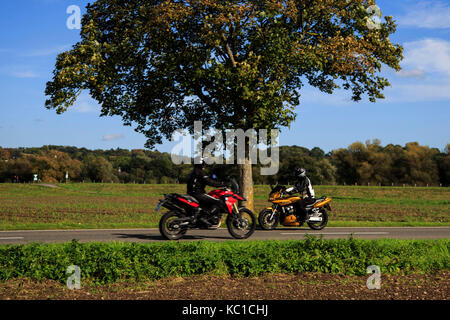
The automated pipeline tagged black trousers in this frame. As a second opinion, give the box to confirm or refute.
[296,197,315,218]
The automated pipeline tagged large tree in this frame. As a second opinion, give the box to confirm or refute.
[45,0,402,210]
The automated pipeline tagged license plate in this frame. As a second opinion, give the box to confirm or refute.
[155,201,163,212]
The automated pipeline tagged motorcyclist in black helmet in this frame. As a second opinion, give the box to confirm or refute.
[285,168,316,218]
[187,158,228,225]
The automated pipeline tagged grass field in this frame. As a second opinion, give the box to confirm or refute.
[0,183,448,230]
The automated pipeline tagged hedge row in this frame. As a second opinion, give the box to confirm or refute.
[0,237,448,285]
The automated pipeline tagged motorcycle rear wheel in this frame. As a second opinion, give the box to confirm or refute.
[307,208,328,230]
[226,207,256,239]
[159,210,188,240]
[258,208,279,230]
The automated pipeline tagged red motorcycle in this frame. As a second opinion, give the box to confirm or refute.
[156,179,256,240]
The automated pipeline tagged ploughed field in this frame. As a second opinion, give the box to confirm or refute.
[0,183,448,230]
[1,271,448,300]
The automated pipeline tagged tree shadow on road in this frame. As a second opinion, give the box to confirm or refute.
[112,233,233,241]
[256,227,311,231]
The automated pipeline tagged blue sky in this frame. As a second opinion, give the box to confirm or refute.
[0,0,449,153]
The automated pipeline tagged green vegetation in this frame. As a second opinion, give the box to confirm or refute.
[0,238,448,285]
[1,142,449,187]
[0,183,448,230]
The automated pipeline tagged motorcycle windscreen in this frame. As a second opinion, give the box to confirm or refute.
[229,178,240,194]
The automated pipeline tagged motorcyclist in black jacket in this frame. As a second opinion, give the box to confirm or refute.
[285,168,316,218]
[187,158,228,225]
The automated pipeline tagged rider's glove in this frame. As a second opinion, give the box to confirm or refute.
[285,187,295,195]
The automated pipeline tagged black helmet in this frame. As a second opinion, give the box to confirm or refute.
[295,167,306,178]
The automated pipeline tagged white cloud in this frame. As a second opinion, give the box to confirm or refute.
[0,45,71,58]
[388,38,450,102]
[401,38,450,76]
[71,93,101,113]
[0,64,40,78]
[73,101,99,113]
[22,45,72,57]
[103,134,124,141]
[383,81,450,103]
[396,69,425,79]
[11,71,39,78]
[399,1,450,29]
[298,85,355,108]
[298,76,450,107]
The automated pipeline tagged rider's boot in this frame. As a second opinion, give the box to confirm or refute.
[191,208,201,224]
[207,206,221,229]
[196,208,211,226]
[199,216,210,226]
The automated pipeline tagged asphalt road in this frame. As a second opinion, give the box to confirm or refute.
[0,227,449,244]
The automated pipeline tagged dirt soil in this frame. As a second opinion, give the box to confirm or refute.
[0,271,448,300]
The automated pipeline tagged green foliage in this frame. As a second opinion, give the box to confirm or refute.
[0,146,186,184]
[331,140,445,186]
[0,238,448,285]
[45,0,402,149]
[1,141,449,185]
[82,155,117,183]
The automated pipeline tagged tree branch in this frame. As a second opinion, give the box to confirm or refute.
[222,33,237,68]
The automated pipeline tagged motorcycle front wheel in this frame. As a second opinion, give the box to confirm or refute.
[159,210,188,240]
[226,207,256,239]
[258,208,279,230]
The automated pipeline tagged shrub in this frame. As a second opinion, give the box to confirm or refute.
[0,238,448,285]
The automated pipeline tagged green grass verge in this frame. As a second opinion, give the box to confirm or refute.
[1,183,448,230]
[0,238,448,285]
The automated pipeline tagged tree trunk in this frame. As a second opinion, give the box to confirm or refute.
[238,157,254,212]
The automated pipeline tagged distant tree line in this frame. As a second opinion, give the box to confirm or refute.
[0,140,448,186]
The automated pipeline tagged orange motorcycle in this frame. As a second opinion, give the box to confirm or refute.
[258,185,332,230]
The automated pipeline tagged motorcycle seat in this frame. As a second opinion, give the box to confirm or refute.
[305,197,326,208]
[181,195,200,203]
